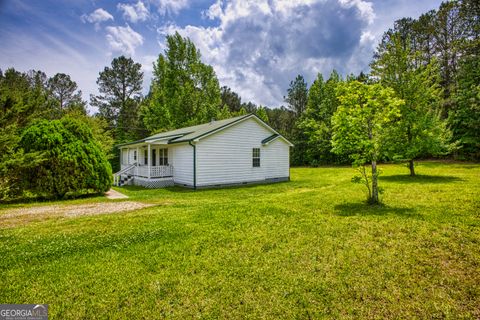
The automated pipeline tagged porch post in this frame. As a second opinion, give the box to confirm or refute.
[136,147,139,164]
[148,143,151,179]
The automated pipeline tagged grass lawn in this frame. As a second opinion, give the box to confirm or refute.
[0,162,479,319]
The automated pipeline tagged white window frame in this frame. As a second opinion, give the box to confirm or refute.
[159,148,169,166]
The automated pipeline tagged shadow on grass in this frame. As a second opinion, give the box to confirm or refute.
[334,202,422,219]
[381,174,463,184]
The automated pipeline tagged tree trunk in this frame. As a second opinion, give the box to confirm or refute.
[371,160,379,204]
[409,160,415,176]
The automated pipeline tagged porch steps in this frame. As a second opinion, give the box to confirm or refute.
[118,175,133,187]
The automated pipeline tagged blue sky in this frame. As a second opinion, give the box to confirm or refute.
[0,0,443,110]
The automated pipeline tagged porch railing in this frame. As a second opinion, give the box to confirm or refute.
[134,165,173,178]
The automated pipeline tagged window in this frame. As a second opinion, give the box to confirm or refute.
[144,150,148,165]
[252,148,260,167]
[133,150,137,162]
[152,149,156,166]
[159,148,168,166]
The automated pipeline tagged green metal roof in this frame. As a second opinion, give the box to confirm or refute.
[117,113,294,148]
[117,114,251,147]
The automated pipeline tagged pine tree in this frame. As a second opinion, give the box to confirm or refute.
[91,56,144,142]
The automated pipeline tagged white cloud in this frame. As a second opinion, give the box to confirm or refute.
[81,8,114,29]
[106,25,144,56]
[203,0,222,20]
[149,0,189,16]
[118,1,150,23]
[157,0,376,106]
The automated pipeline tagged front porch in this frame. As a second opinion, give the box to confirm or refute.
[113,142,174,188]
[120,164,173,178]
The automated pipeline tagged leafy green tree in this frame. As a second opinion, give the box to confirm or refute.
[236,106,248,116]
[255,106,269,122]
[332,81,403,204]
[216,104,232,120]
[142,32,222,132]
[91,56,144,142]
[299,71,344,165]
[19,117,111,199]
[0,68,55,199]
[371,33,454,175]
[450,56,480,159]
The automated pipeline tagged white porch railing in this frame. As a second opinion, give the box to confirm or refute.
[133,165,173,178]
[114,164,173,186]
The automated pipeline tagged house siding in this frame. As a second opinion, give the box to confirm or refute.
[196,117,288,187]
[264,138,290,179]
[170,143,194,186]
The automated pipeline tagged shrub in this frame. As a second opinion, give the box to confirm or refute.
[19,117,112,198]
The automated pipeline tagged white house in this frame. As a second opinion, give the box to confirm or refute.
[113,114,293,189]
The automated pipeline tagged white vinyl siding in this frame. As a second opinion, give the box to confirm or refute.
[170,144,194,186]
[264,138,290,179]
[196,117,273,186]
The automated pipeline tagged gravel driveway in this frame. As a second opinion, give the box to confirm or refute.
[0,201,155,228]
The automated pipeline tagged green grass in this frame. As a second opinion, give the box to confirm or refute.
[0,162,479,319]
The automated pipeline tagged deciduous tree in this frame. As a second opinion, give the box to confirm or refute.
[371,33,454,175]
[332,81,403,204]
[142,32,222,132]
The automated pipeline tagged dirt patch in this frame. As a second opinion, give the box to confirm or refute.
[0,201,155,228]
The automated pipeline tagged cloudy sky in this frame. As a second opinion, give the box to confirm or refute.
[0,0,442,110]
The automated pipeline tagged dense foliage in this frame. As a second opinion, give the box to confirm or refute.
[141,32,223,132]
[0,68,112,201]
[371,34,454,175]
[19,118,111,199]
[299,71,344,165]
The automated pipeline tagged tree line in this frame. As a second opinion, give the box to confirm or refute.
[0,0,478,202]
